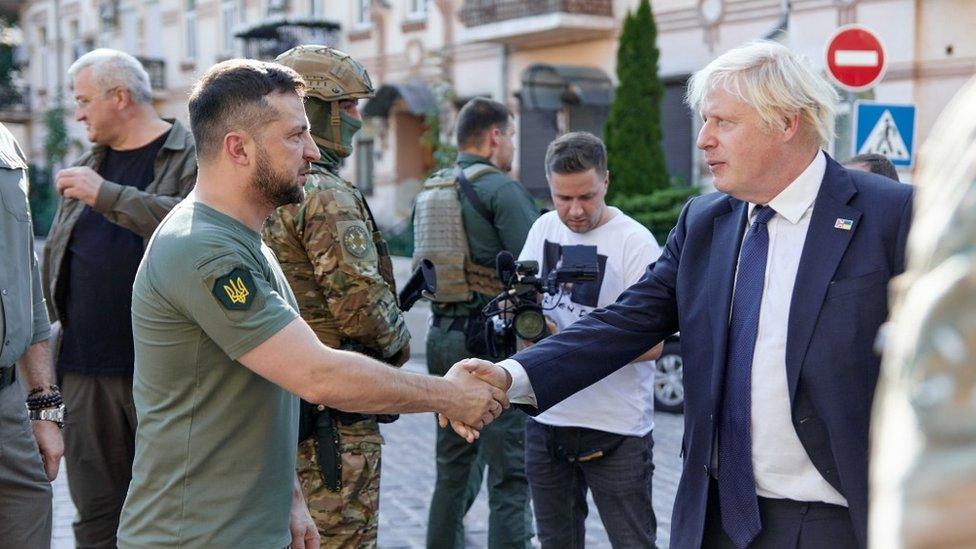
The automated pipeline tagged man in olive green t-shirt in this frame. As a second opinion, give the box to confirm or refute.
[118,59,508,549]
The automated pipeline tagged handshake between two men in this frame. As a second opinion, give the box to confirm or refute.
[437,359,514,443]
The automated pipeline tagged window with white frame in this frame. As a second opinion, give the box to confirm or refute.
[356,0,371,27]
[186,0,198,59]
[222,0,238,53]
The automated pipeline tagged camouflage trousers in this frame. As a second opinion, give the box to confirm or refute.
[297,420,384,549]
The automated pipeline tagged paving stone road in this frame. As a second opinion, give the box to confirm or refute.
[51,257,685,548]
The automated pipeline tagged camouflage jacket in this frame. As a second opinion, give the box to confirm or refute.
[264,165,409,361]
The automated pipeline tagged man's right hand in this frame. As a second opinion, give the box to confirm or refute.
[440,361,510,442]
[439,359,513,441]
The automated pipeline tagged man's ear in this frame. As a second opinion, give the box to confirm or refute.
[111,87,131,110]
[488,126,503,149]
[603,170,610,191]
[781,111,802,142]
[224,131,250,166]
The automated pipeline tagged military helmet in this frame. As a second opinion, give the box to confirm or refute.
[276,45,375,102]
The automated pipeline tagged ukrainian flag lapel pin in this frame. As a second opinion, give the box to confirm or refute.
[834,218,854,230]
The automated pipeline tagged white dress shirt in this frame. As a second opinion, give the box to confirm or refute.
[502,150,847,506]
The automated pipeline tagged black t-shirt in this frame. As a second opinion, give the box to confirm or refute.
[58,130,169,376]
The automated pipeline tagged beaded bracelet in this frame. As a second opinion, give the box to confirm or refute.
[26,392,64,411]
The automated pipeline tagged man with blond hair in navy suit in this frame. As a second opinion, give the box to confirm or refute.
[448,41,913,549]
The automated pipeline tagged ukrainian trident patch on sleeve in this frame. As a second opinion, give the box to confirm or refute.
[212,267,256,310]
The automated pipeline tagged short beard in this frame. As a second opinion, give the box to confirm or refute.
[252,145,305,208]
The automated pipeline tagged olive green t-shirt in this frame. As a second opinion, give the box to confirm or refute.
[118,199,300,548]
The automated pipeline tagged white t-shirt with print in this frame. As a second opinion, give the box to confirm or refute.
[518,207,662,436]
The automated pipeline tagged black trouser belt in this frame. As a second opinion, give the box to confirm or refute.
[0,366,15,390]
[431,315,467,332]
[757,494,849,516]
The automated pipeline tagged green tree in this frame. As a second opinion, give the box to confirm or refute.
[44,106,70,167]
[604,0,667,200]
[421,81,458,176]
[30,107,71,236]
[0,14,20,109]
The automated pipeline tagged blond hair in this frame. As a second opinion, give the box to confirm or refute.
[686,41,839,147]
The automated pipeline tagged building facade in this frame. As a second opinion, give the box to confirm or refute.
[5,0,976,227]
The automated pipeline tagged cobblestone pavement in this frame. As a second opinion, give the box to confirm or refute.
[50,257,685,548]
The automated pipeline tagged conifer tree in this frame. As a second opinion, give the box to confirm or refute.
[604,0,668,199]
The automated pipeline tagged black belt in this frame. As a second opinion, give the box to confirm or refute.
[432,315,467,332]
[757,495,849,517]
[0,366,15,391]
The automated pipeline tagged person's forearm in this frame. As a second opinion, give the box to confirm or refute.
[17,340,54,392]
[305,347,452,415]
[95,182,182,238]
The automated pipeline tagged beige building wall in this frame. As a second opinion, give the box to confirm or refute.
[9,0,976,201]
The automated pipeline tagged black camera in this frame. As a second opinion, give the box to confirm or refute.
[481,246,600,357]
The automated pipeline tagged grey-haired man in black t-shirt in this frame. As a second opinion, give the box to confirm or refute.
[41,48,197,548]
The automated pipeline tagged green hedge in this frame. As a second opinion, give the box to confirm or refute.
[612,186,700,239]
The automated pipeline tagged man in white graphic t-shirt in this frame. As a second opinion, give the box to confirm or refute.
[519,131,664,548]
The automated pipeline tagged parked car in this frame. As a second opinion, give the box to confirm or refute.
[654,335,684,414]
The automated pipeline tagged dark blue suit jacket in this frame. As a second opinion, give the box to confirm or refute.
[512,156,913,548]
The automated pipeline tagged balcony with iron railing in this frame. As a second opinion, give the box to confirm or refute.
[457,0,615,47]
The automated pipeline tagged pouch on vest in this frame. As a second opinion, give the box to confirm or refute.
[412,164,504,303]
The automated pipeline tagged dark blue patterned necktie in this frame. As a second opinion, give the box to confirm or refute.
[719,204,776,548]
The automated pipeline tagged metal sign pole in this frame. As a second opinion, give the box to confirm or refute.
[847,89,857,159]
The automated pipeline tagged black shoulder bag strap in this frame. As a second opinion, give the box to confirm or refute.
[454,165,495,225]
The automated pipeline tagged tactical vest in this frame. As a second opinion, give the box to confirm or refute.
[412,164,503,302]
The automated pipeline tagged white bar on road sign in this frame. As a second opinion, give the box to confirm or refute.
[835,50,879,67]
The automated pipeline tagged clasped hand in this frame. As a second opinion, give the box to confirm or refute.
[440,359,513,442]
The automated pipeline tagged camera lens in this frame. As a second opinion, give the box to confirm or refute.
[514,309,547,341]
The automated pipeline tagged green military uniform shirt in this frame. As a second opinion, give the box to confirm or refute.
[0,123,50,367]
[432,153,540,318]
[264,165,408,358]
[119,199,300,548]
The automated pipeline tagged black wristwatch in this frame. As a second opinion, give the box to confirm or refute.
[27,404,66,429]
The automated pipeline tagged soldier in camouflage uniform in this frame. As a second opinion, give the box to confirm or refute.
[263,45,410,548]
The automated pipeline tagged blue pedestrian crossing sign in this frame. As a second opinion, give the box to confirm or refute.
[853,102,916,167]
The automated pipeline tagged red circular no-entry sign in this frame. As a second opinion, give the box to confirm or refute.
[825,25,887,92]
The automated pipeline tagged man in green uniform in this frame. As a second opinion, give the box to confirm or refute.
[425,97,539,549]
[117,59,508,549]
[264,45,410,547]
[0,122,63,548]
